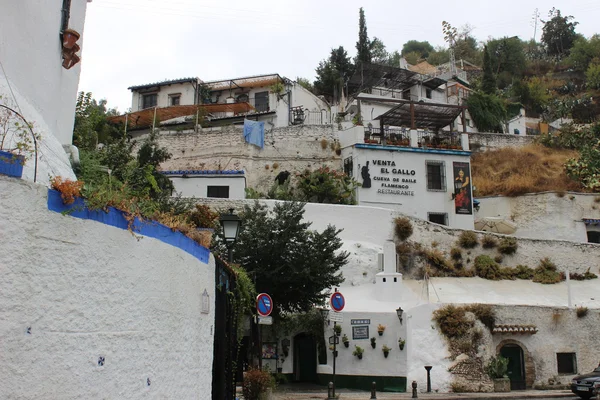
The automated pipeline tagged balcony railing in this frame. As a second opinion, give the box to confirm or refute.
[290,107,331,126]
[364,127,410,147]
[417,130,462,149]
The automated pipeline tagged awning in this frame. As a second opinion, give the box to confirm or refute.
[348,63,419,93]
[375,100,464,130]
[474,217,517,234]
[492,325,538,334]
[108,103,255,130]
[583,218,600,225]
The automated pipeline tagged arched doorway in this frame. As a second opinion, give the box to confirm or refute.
[500,343,526,390]
[293,333,317,382]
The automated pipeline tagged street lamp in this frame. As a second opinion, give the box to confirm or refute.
[219,208,242,262]
[396,307,404,325]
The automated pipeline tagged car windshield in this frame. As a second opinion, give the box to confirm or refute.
[595,367,600,373]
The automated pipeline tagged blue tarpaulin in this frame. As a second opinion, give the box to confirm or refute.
[243,119,264,149]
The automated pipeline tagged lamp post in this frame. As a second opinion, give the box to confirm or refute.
[219,208,242,262]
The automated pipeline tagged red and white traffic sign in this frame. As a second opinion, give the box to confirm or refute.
[256,293,273,317]
[330,291,345,312]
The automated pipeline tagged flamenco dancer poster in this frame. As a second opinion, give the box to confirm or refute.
[453,162,473,215]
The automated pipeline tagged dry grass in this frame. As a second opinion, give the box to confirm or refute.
[471,144,583,196]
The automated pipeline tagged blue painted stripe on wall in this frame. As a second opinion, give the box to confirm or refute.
[47,189,210,264]
[355,143,471,156]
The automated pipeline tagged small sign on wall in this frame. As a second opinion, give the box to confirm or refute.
[201,289,210,314]
[352,325,369,340]
[351,319,371,325]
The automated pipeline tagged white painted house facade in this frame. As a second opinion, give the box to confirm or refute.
[0,0,92,185]
[162,169,246,199]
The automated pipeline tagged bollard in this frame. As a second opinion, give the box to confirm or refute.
[328,382,335,400]
[370,381,377,399]
[411,380,418,398]
[424,366,433,393]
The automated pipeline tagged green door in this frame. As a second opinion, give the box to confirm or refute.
[500,345,525,390]
[294,334,317,382]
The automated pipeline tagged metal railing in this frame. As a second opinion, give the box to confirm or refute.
[417,130,462,149]
[364,127,410,146]
[289,108,331,125]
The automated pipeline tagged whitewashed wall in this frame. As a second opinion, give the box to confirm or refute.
[0,177,215,399]
[477,192,600,242]
[346,146,475,230]
[168,174,246,199]
[131,81,198,112]
[0,0,90,185]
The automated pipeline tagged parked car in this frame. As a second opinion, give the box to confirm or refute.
[572,366,600,399]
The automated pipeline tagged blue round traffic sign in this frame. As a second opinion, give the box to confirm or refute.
[256,293,273,317]
[330,292,345,312]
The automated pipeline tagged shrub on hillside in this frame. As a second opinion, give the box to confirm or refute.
[433,305,473,339]
[458,231,479,249]
[422,249,455,275]
[513,265,534,280]
[465,304,496,331]
[242,369,275,400]
[569,268,598,280]
[498,237,518,255]
[482,235,498,249]
[532,258,563,284]
[394,217,413,241]
[450,247,463,260]
[474,255,503,280]
[187,204,219,229]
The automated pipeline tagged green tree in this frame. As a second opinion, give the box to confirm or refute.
[73,92,122,150]
[427,47,450,65]
[403,51,422,65]
[224,201,348,315]
[355,7,371,65]
[568,35,600,71]
[541,8,579,59]
[481,45,497,94]
[466,92,507,133]
[486,36,526,88]
[295,77,315,93]
[512,77,550,116]
[401,40,434,59]
[314,46,354,101]
[370,37,389,64]
[586,62,600,89]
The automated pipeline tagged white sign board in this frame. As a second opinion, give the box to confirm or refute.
[329,312,343,323]
[258,316,273,325]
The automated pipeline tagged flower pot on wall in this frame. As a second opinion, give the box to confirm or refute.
[399,343,405,351]
[0,150,24,178]
[343,342,349,348]
[383,351,389,358]
[62,29,80,49]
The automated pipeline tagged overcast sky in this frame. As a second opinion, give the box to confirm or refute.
[78,0,600,112]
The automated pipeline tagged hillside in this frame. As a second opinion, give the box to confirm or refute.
[471,144,584,197]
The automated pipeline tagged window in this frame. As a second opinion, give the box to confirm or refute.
[557,353,577,374]
[587,231,600,243]
[142,93,157,109]
[428,212,448,226]
[169,94,181,106]
[254,91,269,113]
[207,186,230,198]
[426,88,432,99]
[343,157,353,177]
[426,160,446,191]
[402,89,411,100]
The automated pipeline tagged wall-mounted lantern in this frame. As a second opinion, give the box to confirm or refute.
[396,306,404,325]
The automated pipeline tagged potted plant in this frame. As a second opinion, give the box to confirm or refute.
[486,355,510,392]
[62,28,80,49]
[377,324,386,336]
[0,99,37,179]
[333,324,342,337]
[382,345,391,358]
[352,345,364,360]
[342,334,349,348]
[398,338,405,351]
[329,345,338,358]
[242,368,275,400]
[352,113,363,126]
[370,337,377,349]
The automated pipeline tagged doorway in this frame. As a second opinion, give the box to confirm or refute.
[500,344,526,390]
[293,333,317,382]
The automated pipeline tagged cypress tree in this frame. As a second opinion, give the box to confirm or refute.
[356,7,371,65]
[482,45,497,94]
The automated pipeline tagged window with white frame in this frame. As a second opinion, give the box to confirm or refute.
[169,94,181,106]
[426,160,446,191]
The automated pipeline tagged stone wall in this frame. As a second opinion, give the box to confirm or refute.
[138,124,340,193]
[469,132,536,152]
[0,177,215,399]
[493,305,600,387]
[477,192,600,242]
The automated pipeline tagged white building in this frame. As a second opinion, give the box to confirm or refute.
[122,74,330,130]
[162,169,246,199]
[0,0,92,185]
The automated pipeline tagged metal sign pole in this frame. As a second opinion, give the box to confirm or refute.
[333,322,337,398]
